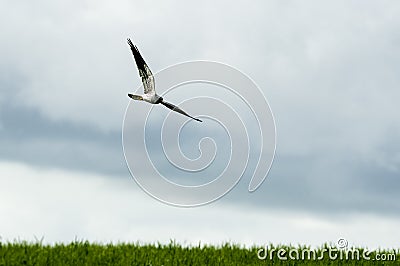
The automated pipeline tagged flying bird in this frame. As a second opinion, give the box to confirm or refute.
[126,38,202,122]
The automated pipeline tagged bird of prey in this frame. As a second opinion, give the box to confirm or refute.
[126,38,202,122]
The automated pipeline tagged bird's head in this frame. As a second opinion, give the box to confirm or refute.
[128,94,143,101]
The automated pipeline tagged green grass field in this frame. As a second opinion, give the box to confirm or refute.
[0,241,398,265]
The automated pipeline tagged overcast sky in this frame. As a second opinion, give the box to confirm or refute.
[1,0,399,248]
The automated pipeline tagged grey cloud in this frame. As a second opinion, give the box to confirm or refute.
[223,150,400,217]
[0,100,126,176]
[0,0,399,218]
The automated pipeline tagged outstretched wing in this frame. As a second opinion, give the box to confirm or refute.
[161,101,202,122]
[127,38,155,94]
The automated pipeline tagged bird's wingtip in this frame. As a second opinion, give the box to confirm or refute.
[127,38,133,46]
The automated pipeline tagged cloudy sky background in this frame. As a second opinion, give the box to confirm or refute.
[1,0,399,248]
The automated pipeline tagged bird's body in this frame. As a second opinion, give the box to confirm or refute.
[126,38,202,122]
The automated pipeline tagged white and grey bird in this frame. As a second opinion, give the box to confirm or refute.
[126,38,202,122]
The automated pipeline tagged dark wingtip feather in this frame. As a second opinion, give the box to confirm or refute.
[127,38,143,61]
[127,38,134,48]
